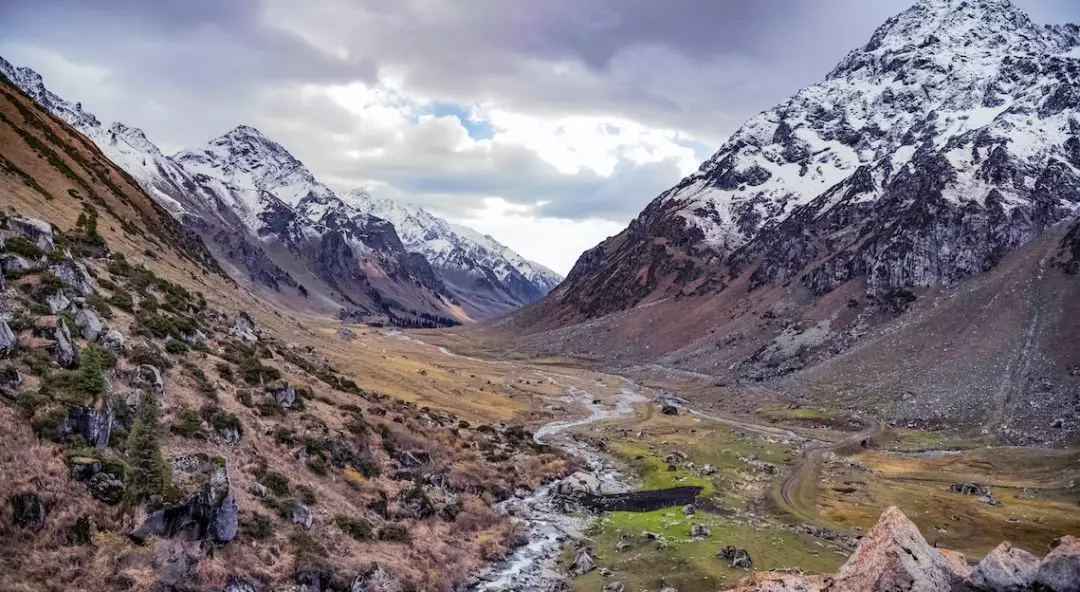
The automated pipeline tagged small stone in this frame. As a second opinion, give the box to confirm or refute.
[602,582,624,592]
[718,546,753,570]
[683,504,696,515]
[571,547,597,577]
[691,524,710,538]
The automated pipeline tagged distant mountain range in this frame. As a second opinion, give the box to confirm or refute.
[500,0,1080,445]
[0,58,561,325]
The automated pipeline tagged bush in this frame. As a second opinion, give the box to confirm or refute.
[171,408,204,439]
[290,531,328,566]
[296,485,317,506]
[124,392,171,506]
[128,343,170,369]
[335,515,373,541]
[109,288,134,313]
[39,271,63,293]
[245,513,273,540]
[209,411,242,436]
[306,456,327,476]
[258,471,290,497]
[236,389,253,407]
[216,362,235,383]
[240,356,281,385]
[377,523,410,543]
[5,236,44,259]
[165,340,188,355]
[86,294,114,320]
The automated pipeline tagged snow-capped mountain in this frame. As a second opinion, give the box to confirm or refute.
[548,0,1080,321]
[342,189,562,315]
[0,55,559,323]
[502,0,1080,444]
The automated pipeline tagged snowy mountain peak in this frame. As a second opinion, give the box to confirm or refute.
[107,122,162,157]
[175,125,333,207]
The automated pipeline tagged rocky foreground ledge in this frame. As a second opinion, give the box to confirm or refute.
[725,507,1080,592]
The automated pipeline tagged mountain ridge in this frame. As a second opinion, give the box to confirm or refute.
[494,0,1080,445]
[0,56,560,323]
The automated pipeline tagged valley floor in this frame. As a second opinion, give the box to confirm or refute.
[389,329,1080,591]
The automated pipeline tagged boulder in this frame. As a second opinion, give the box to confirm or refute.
[0,364,21,391]
[950,483,991,497]
[133,364,164,394]
[970,541,1038,591]
[293,502,313,529]
[268,379,296,408]
[35,317,76,368]
[87,472,125,505]
[0,319,15,355]
[74,308,105,341]
[225,577,258,592]
[683,504,696,515]
[10,492,46,532]
[603,583,625,592]
[152,539,202,588]
[700,464,718,475]
[571,547,597,577]
[691,524,711,538]
[719,546,753,570]
[661,404,679,416]
[65,405,114,449]
[67,456,102,481]
[229,313,258,344]
[1035,535,1080,592]
[1,254,36,272]
[49,261,94,296]
[616,535,633,552]
[350,566,404,592]
[9,216,53,242]
[829,506,964,592]
[45,291,71,314]
[723,572,826,592]
[130,455,237,543]
[556,471,602,497]
[99,329,126,355]
[337,326,358,341]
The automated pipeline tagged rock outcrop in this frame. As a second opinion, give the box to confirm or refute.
[724,506,1080,592]
[130,454,238,543]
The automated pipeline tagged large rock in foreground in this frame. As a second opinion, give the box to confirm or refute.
[828,506,965,591]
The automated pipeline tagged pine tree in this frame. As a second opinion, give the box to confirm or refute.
[124,391,170,507]
[77,344,107,399]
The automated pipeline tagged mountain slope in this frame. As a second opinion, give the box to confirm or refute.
[343,190,562,318]
[0,57,559,324]
[0,74,573,591]
[496,0,1080,444]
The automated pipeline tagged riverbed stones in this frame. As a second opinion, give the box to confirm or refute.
[571,547,597,577]
[970,541,1039,591]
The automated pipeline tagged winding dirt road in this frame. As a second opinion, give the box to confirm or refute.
[777,421,885,525]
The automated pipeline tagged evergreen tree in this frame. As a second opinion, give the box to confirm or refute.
[124,391,170,507]
[77,344,107,399]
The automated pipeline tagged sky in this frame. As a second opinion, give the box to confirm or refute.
[1,0,1076,275]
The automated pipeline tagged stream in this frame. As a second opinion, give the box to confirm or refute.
[467,382,647,591]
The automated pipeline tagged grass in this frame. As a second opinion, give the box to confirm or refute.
[572,510,845,592]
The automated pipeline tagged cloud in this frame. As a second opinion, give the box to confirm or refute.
[1,0,1076,273]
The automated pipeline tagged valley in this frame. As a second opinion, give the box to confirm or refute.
[2,0,1080,589]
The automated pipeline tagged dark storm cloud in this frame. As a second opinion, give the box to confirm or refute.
[1,0,1077,223]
